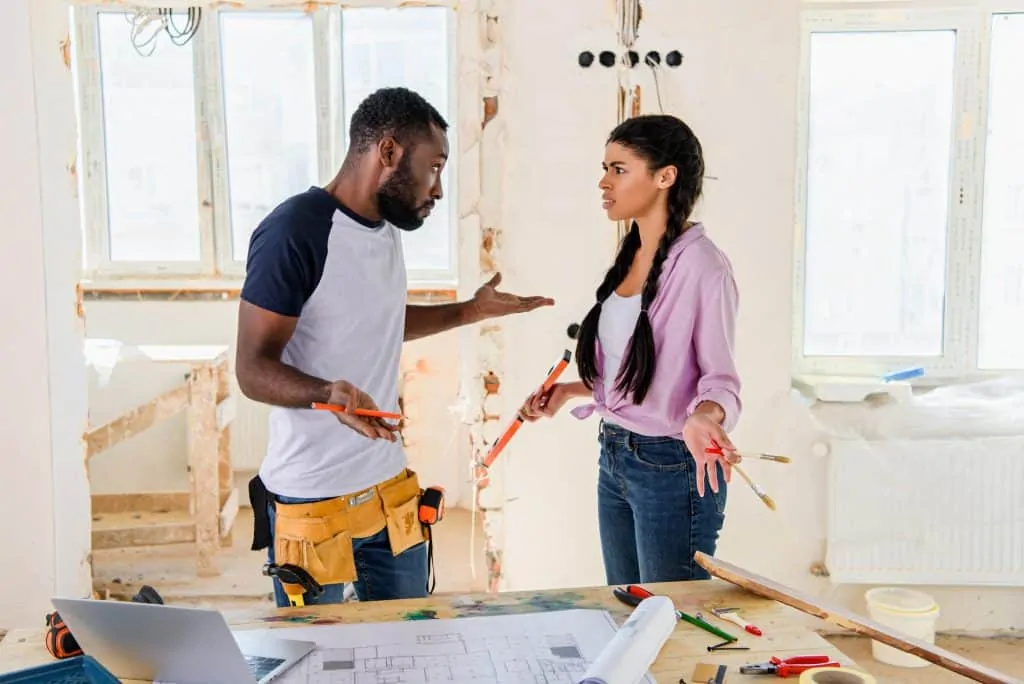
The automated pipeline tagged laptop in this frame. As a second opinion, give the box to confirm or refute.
[51,597,315,684]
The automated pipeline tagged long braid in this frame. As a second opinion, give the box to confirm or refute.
[579,113,706,404]
[576,224,641,390]
[615,185,692,402]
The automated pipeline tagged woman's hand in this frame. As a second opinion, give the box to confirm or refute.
[682,405,736,497]
[520,382,580,421]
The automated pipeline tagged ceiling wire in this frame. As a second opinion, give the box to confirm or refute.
[124,7,201,57]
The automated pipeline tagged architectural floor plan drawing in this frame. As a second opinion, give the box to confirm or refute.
[246,608,654,683]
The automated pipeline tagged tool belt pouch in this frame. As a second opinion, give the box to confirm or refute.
[273,501,358,586]
[379,469,428,556]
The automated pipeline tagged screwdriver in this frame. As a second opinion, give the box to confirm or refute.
[613,585,737,643]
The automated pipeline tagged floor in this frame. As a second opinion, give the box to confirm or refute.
[90,505,489,606]
[82,508,1024,682]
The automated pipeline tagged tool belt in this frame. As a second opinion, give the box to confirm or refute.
[249,469,428,594]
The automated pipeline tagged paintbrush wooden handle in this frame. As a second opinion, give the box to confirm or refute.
[732,463,776,511]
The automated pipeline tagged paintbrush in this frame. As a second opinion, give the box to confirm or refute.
[732,463,776,511]
[732,451,791,464]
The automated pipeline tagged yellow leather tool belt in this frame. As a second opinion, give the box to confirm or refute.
[273,468,427,589]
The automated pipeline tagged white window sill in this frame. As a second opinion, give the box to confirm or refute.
[792,374,915,404]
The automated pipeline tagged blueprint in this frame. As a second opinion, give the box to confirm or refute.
[242,608,655,683]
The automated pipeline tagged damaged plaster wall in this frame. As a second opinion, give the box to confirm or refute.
[1,0,92,628]
[456,0,507,592]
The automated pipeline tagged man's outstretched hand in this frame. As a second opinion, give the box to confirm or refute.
[471,273,554,321]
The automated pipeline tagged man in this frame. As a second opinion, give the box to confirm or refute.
[236,87,552,607]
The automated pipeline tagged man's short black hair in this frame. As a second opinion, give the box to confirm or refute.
[348,87,448,154]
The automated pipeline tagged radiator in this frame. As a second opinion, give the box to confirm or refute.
[825,436,1024,586]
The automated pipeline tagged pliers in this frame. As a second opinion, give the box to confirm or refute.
[739,655,840,678]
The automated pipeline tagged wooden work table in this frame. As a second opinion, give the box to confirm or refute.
[0,580,859,682]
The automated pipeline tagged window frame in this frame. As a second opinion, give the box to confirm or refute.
[792,5,999,380]
[73,5,459,289]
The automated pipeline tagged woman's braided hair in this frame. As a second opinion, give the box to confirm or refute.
[576,115,705,404]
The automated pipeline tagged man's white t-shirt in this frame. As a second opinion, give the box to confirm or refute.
[240,187,407,499]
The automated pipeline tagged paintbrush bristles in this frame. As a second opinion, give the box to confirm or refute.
[732,463,777,512]
[735,451,790,464]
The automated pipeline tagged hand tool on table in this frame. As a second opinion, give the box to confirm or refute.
[711,607,762,636]
[263,562,323,607]
[707,438,777,511]
[310,402,402,422]
[475,322,580,479]
[613,585,738,643]
[739,655,841,678]
[45,585,165,660]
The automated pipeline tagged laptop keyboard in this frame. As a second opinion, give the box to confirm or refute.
[245,654,286,680]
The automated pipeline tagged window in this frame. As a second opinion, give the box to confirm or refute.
[795,8,1024,377]
[978,13,1024,370]
[73,6,456,286]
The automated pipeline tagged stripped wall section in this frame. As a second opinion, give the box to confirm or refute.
[453,0,509,592]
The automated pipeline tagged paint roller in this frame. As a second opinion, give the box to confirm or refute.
[476,323,580,477]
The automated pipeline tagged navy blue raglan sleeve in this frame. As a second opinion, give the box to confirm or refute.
[240,207,329,317]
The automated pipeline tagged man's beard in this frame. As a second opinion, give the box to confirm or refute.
[377,158,432,231]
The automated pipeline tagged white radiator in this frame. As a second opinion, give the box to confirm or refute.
[825,436,1024,586]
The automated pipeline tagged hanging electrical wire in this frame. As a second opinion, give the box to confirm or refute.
[124,7,202,57]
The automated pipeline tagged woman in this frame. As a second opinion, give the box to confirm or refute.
[523,114,741,584]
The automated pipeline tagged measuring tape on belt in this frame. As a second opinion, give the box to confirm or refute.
[419,486,446,594]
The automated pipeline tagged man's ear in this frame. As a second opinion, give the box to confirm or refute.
[378,136,401,169]
[657,165,678,190]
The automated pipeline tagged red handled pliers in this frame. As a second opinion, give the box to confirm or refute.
[739,655,840,678]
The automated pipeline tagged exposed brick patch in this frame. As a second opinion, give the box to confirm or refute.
[483,96,499,128]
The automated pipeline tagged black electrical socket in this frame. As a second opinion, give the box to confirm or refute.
[665,50,683,67]
[645,50,661,66]
[578,50,595,67]
[598,50,616,67]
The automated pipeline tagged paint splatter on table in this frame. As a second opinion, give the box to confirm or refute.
[0,582,863,683]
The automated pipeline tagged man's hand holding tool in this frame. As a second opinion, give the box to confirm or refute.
[312,380,402,442]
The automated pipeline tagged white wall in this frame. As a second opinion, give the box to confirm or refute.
[1,0,91,629]
[496,0,801,590]
[492,0,1023,634]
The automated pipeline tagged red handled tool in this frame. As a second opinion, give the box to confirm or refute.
[476,324,579,477]
[739,655,841,678]
[615,585,738,643]
[711,607,763,636]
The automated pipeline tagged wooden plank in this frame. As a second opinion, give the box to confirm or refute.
[694,552,1022,684]
[215,361,234,546]
[91,492,190,515]
[219,487,239,539]
[84,383,189,460]
[0,580,857,682]
[90,511,195,549]
[216,395,236,431]
[136,344,228,364]
[187,364,220,577]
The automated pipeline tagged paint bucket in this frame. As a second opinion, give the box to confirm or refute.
[864,587,939,668]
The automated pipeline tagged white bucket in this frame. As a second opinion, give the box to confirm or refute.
[864,587,939,668]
